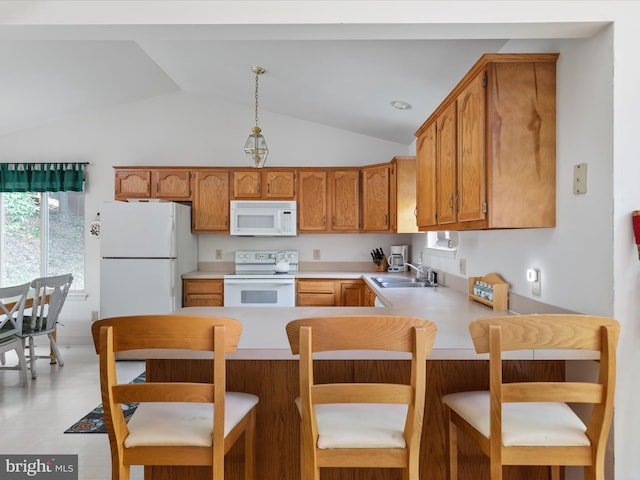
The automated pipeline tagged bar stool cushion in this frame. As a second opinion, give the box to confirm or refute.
[124,392,259,447]
[442,391,589,447]
[296,398,407,449]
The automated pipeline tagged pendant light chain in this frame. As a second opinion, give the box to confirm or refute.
[254,70,260,128]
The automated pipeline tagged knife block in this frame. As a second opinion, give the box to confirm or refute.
[374,256,388,272]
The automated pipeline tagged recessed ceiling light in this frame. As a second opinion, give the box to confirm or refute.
[390,100,412,110]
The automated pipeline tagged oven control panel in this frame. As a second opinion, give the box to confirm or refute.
[235,250,299,264]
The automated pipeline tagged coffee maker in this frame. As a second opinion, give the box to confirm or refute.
[387,245,408,272]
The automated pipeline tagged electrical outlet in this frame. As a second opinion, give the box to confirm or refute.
[91,310,98,322]
[531,270,542,296]
[215,249,222,260]
[459,258,466,275]
[313,249,321,260]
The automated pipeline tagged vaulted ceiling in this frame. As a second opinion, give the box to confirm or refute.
[0,16,606,145]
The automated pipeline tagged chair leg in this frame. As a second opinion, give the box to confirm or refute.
[16,344,28,386]
[244,409,256,480]
[445,407,458,480]
[550,465,560,480]
[48,332,64,366]
[24,337,37,379]
[50,328,58,364]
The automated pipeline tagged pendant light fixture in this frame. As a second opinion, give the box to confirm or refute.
[243,66,268,168]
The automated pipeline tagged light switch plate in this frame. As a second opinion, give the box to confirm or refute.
[573,163,588,194]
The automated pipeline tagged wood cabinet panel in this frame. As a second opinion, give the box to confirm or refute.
[392,156,419,233]
[192,170,230,232]
[337,280,364,306]
[265,170,296,199]
[231,169,296,199]
[330,170,360,232]
[232,170,261,198]
[183,279,223,307]
[114,169,151,200]
[436,102,457,226]
[363,282,377,306]
[361,164,390,232]
[148,358,562,480]
[416,126,437,228]
[296,279,335,306]
[297,170,328,232]
[456,71,486,223]
[151,169,192,200]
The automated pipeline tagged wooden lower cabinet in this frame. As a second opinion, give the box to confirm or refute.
[182,279,223,307]
[296,279,365,306]
[364,282,377,306]
[296,279,336,306]
[336,279,364,306]
[147,358,563,480]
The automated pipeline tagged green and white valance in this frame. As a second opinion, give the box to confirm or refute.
[0,163,85,192]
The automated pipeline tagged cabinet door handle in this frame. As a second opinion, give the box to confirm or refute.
[448,194,454,211]
[414,207,417,218]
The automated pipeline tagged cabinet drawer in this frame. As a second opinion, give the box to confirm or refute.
[184,279,223,294]
[184,293,223,307]
[296,293,335,307]
[296,280,335,294]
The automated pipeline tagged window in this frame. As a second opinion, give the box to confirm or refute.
[426,231,458,258]
[0,192,85,289]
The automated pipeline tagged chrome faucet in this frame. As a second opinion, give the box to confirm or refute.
[405,262,437,286]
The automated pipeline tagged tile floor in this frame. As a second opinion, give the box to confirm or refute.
[0,345,145,479]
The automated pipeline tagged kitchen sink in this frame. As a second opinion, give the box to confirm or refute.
[372,276,436,288]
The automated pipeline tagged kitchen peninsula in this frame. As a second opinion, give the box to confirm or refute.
[141,272,584,480]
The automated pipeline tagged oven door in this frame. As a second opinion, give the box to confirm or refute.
[223,277,295,307]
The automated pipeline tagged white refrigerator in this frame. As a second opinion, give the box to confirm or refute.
[99,201,197,319]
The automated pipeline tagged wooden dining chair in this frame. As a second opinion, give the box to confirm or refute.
[91,315,259,480]
[286,315,437,480]
[20,273,73,378]
[0,282,31,386]
[442,314,620,480]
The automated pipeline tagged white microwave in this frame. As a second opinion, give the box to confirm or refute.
[230,200,297,236]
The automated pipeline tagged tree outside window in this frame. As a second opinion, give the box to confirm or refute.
[0,191,84,289]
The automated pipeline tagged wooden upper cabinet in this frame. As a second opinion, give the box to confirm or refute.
[232,170,262,199]
[192,170,230,233]
[264,170,295,199]
[231,169,296,199]
[297,170,328,232]
[436,102,458,226]
[152,169,192,200]
[414,53,558,231]
[361,164,391,232]
[456,71,486,223]
[329,170,360,232]
[114,168,191,201]
[392,157,419,233]
[114,169,151,200]
[416,126,437,228]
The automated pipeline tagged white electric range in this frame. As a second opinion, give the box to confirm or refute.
[223,250,298,307]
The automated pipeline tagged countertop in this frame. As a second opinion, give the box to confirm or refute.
[177,270,593,361]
